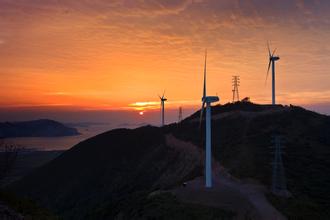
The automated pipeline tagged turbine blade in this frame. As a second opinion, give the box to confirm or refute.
[199,101,206,129]
[267,41,271,57]
[265,60,271,85]
[272,48,277,57]
[158,95,161,99]
[162,90,165,99]
[203,49,207,98]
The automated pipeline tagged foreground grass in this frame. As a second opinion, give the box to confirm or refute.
[136,192,235,220]
[86,192,235,220]
[0,190,58,220]
[267,193,330,220]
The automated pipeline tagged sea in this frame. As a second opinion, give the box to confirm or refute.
[4,123,127,151]
[1,108,195,151]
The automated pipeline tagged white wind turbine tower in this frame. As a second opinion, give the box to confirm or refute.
[159,91,167,127]
[199,50,219,188]
[266,43,280,105]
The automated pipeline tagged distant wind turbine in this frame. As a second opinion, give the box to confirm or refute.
[266,42,280,105]
[159,91,167,127]
[199,50,219,188]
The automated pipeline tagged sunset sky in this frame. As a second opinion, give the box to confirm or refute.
[1,0,330,123]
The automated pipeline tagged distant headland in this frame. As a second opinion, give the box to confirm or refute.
[0,119,80,138]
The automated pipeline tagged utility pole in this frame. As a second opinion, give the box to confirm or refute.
[270,135,289,197]
[178,106,183,123]
[232,75,240,102]
[161,101,165,126]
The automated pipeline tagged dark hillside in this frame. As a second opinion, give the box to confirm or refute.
[9,126,203,219]
[168,102,330,219]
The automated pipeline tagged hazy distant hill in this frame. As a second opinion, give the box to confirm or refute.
[0,119,79,138]
[8,102,330,219]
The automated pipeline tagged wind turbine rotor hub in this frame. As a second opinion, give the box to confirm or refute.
[204,96,219,103]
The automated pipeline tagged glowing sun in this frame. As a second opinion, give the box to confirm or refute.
[139,111,144,116]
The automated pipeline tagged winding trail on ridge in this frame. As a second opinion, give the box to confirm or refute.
[166,134,286,220]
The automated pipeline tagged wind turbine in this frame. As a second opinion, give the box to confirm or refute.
[199,50,219,188]
[266,43,280,105]
[159,91,167,127]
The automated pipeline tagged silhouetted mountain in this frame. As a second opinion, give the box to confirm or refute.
[0,119,79,138]
[8,102,330,219]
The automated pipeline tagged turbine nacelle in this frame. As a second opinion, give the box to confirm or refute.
[202,96,219,103]
[158,90,167,102]
[266,43,280,84]
[270,56,280,61]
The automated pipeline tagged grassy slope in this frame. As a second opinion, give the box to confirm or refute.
[84,192,234,220]
[9,126,204,219]
[0,190,58,219]
[167,102,330,219]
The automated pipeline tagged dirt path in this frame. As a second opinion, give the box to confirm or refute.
[167,135,286,220]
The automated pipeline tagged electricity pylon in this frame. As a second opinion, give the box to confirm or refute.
[232,75,240,102]
[270,135,289,197]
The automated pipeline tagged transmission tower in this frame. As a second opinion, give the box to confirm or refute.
[178,106,183,123]
[270,135,289,197]
[232,75,240,102]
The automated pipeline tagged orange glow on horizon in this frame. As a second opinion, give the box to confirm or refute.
[1,1,330,112]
